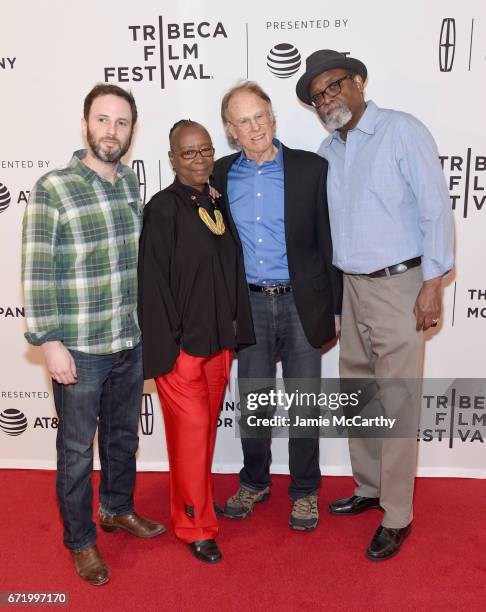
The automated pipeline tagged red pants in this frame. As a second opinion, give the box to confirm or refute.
[155,349,231,543]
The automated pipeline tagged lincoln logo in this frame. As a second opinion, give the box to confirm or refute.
[439,18,456,72]
[140,393,154,435]
[131,160,147,205]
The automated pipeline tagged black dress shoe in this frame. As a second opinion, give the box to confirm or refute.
[214,502,223,517]
[328,495,381,515]
[366,523,412,561]
[188,539,222,564]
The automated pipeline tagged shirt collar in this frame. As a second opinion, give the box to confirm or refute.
[69,149,131,183]
[233,138,283,169]
[354,100,378,135]
[174,176,210,199]
[321,100,379,148]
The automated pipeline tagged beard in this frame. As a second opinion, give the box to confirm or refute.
[87,128,132,163]
[320,101,353,132]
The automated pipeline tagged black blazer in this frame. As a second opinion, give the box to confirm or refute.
[212,144,342,348]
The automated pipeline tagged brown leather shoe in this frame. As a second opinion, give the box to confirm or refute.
[99,511,165,538]
[71,545,110,586]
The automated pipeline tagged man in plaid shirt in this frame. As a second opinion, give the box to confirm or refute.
[22,84,164,586]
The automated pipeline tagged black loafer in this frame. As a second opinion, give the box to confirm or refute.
[366,523,412,561]
[328,495,381,516]
[188,539,222,564]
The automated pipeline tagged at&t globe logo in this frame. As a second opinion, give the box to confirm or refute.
[267,43,301,78]
[0,409,28,436]
[0,182,11,213]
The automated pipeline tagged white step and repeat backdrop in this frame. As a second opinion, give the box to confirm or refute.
[1,1,485,477]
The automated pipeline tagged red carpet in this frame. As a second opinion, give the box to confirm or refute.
[1,470,485,611]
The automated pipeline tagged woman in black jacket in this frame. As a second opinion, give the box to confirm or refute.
[138,120,254,564]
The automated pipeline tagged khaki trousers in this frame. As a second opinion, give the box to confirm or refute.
[339,266,424,528]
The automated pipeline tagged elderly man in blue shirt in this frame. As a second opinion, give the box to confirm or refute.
[212,81,341,531]
[296,50,454,560]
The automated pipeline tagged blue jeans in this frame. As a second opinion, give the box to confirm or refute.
[237,292,322,500]
[52,343,143,552]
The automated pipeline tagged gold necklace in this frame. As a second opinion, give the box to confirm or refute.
[190,195,226,235]
[198,207,226,235]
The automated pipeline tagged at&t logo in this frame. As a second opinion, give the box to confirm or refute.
[0,409,28,436]
[267,43,301,78]
[0,180,32,212]
[0,182,11,213]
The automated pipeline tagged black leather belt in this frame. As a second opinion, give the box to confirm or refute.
[365,257,422,278]
[248,283,292,296]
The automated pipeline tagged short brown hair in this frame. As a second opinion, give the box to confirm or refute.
[83,83,138,125]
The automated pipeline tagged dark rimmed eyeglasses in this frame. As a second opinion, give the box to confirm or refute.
[173,146,215,160]
[310,74,354,109]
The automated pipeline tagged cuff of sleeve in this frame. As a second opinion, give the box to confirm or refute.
[421,260,453,282]
[24,329,63,346]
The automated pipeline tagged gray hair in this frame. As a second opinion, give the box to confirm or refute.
[221,80,276,149]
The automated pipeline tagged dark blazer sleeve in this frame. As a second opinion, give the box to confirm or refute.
[316,159,343,314]
[138,193,181,379]
[212,153,239,202]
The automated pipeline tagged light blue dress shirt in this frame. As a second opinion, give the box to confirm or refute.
[318,100,454,280]
[227,139,289,284]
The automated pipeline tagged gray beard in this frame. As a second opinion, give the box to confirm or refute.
[322,103,353,132]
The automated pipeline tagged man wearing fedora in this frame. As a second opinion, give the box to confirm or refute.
[296,50,454,560]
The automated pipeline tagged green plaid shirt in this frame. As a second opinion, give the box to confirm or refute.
[22,150,142,354]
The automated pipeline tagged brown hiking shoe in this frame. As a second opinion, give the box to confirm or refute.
[289,494,319,531]
[223,486,270,519]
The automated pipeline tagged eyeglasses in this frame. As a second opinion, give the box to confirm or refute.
[310,74,354,109]
[228,111,272,132]
[173,146,215,160]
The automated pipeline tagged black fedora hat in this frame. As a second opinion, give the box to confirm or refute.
[296,49,367,105]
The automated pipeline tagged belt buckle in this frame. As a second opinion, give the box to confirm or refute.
[393,263,408,274]
[263,285,276,296]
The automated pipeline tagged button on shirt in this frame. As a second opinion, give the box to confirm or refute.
[22,149,142,353]
[227,139,289,284]
[318,101,453,280]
